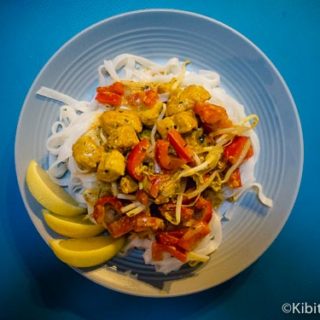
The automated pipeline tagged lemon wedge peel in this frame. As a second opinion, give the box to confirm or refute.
[50,236,125,268]
[43,209,104,238]
[26,160,85,216]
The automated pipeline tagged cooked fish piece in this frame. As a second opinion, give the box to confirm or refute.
[72,134,103,171]
[106,125,139,150]
[97,149,125,182]
[166,85,211,116]
[157,110,198,137]
[100,110,142,134]
[138,101,163,127]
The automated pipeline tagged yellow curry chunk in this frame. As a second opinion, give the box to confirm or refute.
[157,110,198,138]
[97,150,125,182]
[157,78,179,93]
[106,125,139,150]
[100,110,142,134]
[173,111,198,134]
[120,175,139,194]
[138,101,163,127]
[72,134,103,171]
[166,85,211,116]
[156,117,175,138]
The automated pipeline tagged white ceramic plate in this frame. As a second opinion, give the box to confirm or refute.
[15,10,303,297]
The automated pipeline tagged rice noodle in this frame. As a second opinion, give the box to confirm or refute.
[228,182,273,208]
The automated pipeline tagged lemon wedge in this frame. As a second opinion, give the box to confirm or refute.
[26,160,85,216]
[50,236,125,268]
[187,251,210,263]
[43,209,104,238]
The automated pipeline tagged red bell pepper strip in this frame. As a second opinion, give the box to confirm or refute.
[144,174,170,198]
[156,229,188,246]
[95,196,123,210]
[95,82,125,106]
[142,89,158,107]
[95,91,122,106]
[167,129,193,162]
[93,196,123,225]
[194,197,213,224]
[228,168,242,188]
[133,216,165,232]
[223,136,254,165]
[126,139,150,181]
[177,221,210,251]
[136,190,149,206]
[163,229,188,238]
[97,82,125,95]
[107,215,134,238]
[194,102,232,131]
[157,233,180,246]
[155,140,185,170]
[107,82,125,95]
[152,242,187,262]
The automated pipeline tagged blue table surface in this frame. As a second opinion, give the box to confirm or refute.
[1,1,319,319]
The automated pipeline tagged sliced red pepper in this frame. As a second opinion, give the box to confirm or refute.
[228,168,242,188]
[155,140,185,170]
[181,207,194,221]
[95,91,122,106]
[142,89,158,107]
[167,129,193,162]
[126,139,150,181]
[108,82,125,95]
[95,196,123,210]
[144,174,169,198]
[152,241,164,261]
[194,102,232,131]
[147,175,162,198]
[157,232,180,246]
[127,92,142,107]
[194,197,213,224]
[107,212,164,238]
[223,136,254,165]
[97,82,125,95]
[133,216,165,233]
[177,222,210,251]
[136,190,149,206]
[152,242,187,262]
[164,229,188,238]
[92,203,105,225]
[93,196,123,225]
[107,215,134,238]
[95,82,125,106]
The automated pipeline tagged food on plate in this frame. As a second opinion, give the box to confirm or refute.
[29,54,273,273]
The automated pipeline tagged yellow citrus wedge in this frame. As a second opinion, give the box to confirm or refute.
[43,209,104,238]
[26,160,85,216]
[50,236,125,268]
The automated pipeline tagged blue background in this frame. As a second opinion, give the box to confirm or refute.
[1,1,319,319]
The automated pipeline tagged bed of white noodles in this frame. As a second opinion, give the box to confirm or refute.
[37,54,272,274]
